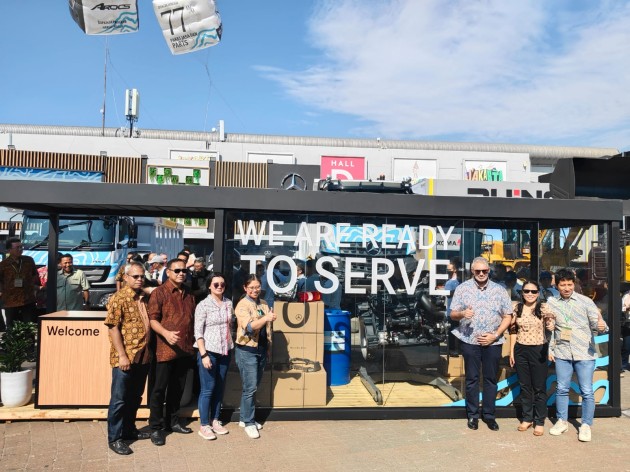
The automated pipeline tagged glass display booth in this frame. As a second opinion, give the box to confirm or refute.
[0,180,621,420]
[219,212,621,420]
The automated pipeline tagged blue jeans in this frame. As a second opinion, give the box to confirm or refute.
[197,350,231,426]
[235,346,266,426]
[555,358,596,426]
[107,364,149,443]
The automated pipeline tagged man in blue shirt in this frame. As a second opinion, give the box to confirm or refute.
[450,257,513,431]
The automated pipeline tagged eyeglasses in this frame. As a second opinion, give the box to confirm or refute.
[170,268,187,274]
[522,289,539,294]
[473,269,489,275]
[246,286,262,291]
[128,274,144,280]
[212,282,225,289]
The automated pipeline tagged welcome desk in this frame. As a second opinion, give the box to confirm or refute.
[37,311,125,408]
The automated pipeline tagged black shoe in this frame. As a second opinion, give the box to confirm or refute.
[150,430,165,446]
[109,439,132,455]
[168,424,193,434]
[123,430,151,441]
[484,419,500,431]
[467,418,479,430]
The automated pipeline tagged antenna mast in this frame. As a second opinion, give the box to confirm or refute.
[101,39,108,137]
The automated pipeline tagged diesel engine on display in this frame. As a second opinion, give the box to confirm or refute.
[358,272,448,360]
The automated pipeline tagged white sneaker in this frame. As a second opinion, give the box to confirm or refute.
[549,419,569,436]
[198,425,216,440]
[244,425,260,439]
[578,424,592,442]
[239,421,263,430]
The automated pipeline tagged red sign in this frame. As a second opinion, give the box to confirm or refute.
[320,156,365,180]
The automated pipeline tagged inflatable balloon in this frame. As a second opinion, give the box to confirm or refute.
[153,0,222,55]
[69,0,139,35]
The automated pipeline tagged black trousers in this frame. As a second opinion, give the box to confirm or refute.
[514,343,548,426]
[4,303,37,330]
[149,355,193,430]
[461,342,502,420]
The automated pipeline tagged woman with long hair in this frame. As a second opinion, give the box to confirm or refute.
[194,272,233,440]
[234,274,276,439]
[509,279,555,436]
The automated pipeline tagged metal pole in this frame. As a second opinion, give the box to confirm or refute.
[101,38,108,137]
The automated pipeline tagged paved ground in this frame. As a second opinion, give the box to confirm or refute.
[2,377,630,472]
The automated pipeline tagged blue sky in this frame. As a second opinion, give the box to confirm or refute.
[1,0,629,149]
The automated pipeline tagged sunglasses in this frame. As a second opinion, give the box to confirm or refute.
[212,282,226,289]
[473,269,489,275]
[170,268,187,274]
[128,274,144,280]
[522,289,539,294]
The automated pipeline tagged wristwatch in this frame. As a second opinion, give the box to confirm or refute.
[200,352,209,359]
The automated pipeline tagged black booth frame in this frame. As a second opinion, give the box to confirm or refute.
[0,180,622,420]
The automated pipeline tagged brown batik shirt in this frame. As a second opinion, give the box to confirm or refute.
[0,255,40,308]
[104,285,152,368]
[148,280,196,362]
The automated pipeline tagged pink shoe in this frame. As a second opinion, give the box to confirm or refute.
[212,420,229,435]
[198,425,216,440]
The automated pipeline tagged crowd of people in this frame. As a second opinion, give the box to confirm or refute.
[103,248,275,455]
[0,237,622,452]
[449,257,609,442]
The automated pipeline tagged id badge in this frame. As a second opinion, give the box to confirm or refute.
[13,278,23,288]
[560,327,572,341]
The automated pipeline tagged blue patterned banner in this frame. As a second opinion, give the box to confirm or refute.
[0,167,103,182]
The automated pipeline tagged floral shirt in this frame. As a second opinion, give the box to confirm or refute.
[104,286,151,368]
[450,279,512,345]
[0,255,40,308]
[509,302,555,345]
[194,295,234,355]
[234,297,273,349]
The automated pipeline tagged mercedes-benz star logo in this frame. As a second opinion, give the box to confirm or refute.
[365,241,381,256]
[281,173,307,191]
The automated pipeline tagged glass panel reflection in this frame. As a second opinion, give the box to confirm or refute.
[222,212,612,411]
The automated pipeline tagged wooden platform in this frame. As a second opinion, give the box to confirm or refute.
[1,374,453,420]
[0,403,201,422]
[327,375,453,408]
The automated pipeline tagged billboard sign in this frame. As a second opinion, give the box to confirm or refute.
[320,156,365,180]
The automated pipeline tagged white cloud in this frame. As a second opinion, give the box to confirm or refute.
[257,0,630,148]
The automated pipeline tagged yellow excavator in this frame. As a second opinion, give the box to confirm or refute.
[481,229,532,270]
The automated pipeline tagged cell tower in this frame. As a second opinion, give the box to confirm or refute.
[124,89,140,137]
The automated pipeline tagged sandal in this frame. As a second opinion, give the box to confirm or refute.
[533,426,544,436]
[517,422,533,431]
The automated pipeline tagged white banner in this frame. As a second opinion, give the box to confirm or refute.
[153,0,222,55]
[69,0,139,35]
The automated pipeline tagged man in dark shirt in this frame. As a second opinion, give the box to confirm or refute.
[0,238,40,330]
[190,257,211,303]
[147,258,196,446]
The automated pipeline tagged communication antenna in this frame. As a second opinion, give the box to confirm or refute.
[124,89,140,138]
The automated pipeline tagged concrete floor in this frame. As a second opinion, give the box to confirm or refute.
[2,374,630,471]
